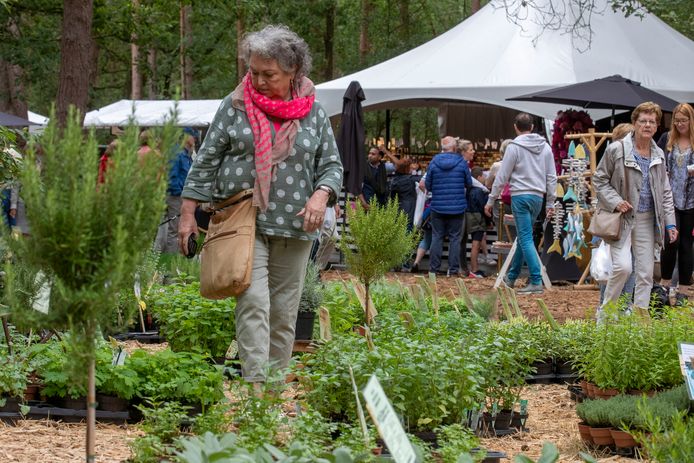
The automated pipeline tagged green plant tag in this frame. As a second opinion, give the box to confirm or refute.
[520,399,528,415]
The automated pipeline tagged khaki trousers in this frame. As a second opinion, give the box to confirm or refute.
[602,212,655,312]
[235,233,312,382]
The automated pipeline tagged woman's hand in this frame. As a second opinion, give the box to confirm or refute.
[668,227,679,244]
[615,200,633,213]
[297,190,329,232]
[178,199,199,255]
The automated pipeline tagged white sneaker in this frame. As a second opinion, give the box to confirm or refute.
[485,256,497,265]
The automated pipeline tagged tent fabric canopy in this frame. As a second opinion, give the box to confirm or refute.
[315,0,694,120]
[83,99,222,127]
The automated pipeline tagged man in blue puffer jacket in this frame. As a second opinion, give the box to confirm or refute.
[425,136,473,276]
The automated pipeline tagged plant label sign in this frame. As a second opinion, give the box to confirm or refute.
[678,342,694,400]
[362,375,418,463]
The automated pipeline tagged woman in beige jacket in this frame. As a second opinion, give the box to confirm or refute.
[593,102,677,316]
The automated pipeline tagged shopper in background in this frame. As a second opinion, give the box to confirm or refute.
[467,167,489,278]
[160,132,196,254]
[657,103,694,305]
[485,113,556,294]
[425,136,472,276]
[593,102,676,317]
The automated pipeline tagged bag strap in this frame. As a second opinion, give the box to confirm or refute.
[211,189,254,214]
[620,141,629,204]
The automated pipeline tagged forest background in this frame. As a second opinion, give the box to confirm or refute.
[0,0,692,146]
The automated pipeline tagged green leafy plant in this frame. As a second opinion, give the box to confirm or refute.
[437,424,481,463]
[127,348,224,407]
[176,432,372,463]
[575,310,693,392]
[633,407,694,462]
[301,311,488,431]
[0,354,30,399]
[339,199,418,325]
[129,400,190,463]
[149,281,235,358]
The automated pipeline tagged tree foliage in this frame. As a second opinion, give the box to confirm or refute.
[3,107,175,346]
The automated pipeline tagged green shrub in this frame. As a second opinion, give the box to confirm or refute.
[339,199,418,324]
[301,312,488,431]
[149,281,235,358]
[127,348,224,407]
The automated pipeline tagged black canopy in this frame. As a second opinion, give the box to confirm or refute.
[507,75,678,113]
[336,81,366,197]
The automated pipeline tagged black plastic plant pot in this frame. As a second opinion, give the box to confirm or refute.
[555,359,576,375]
[96,394,129,412]
[493,409,513,430]
[531,359,554,376]
[294,311,316,340]
[511,412,528,430]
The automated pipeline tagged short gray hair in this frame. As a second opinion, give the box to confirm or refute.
[441,136,457,152]
[241,25,312,80]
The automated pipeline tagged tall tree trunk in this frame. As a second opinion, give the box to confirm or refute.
[147,48,157,99]
[0,19,27,118]
[323,0,336,81]
[179,2,193,99]
[86,349,96,463]
[471,0,481,14]
[131,0,142,99]
[56,0,94,126]
[359,0,372,65]
[235,0,245,83]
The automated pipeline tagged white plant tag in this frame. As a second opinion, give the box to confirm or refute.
[31,271,51,314]
[112,347,127,366]
[363,375,418,463]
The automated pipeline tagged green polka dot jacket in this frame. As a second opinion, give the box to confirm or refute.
[182,93,344,241]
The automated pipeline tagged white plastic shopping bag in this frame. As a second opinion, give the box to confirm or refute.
[590,241,613,283]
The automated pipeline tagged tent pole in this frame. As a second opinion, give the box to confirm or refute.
[385,109,391,149]
[611,107,615,129]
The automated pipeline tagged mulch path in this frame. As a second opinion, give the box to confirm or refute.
[0,383,637,463]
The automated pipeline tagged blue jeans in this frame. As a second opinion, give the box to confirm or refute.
[429,211,464,273]
[1,188,14,230]
[508,195,543,285]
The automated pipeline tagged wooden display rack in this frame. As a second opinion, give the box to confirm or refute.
[563,128,613,288]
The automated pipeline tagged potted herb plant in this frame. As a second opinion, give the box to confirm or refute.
[0,355,29,412]
[576,399,614,446]
[295,262,323,340]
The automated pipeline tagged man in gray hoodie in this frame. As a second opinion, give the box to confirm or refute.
[484,113,556,294]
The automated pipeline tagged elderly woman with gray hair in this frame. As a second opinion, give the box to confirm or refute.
[593,102,676,318]
[178,25,343,384]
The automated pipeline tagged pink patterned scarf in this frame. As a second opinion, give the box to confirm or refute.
[242,72,315,211]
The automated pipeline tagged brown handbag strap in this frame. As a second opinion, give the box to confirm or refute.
[211,189,254,214]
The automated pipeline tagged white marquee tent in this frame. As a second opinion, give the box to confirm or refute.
[83,99,222,127]
[315,0,694,120]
